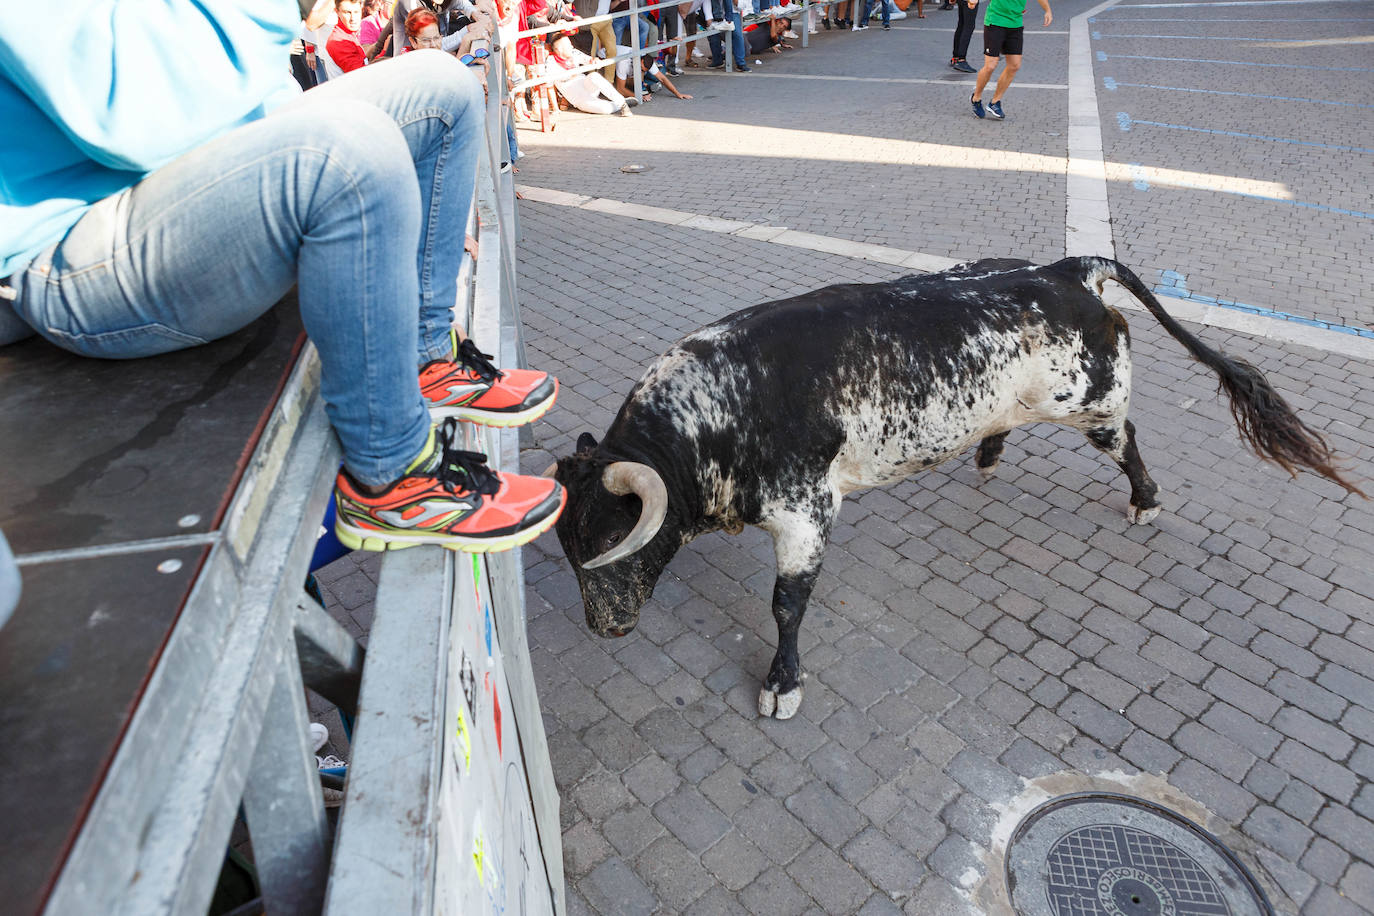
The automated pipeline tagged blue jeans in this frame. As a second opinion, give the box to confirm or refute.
[613,13,658,47]
[7,51,483,487]
[707,6,747,66]
[859,0,888,25]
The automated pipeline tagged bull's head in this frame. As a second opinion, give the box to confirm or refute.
[551,433,677,638]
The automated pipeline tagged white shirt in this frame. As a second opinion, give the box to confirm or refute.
[614,44,659,81]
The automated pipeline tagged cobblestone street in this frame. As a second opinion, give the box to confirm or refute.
[318,1,1374,911]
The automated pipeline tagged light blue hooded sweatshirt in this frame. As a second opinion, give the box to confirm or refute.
[0,1,302,283]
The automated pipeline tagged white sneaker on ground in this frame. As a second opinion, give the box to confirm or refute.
[310,722,329,753]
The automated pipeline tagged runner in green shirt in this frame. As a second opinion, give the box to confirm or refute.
[970,0,1051,119]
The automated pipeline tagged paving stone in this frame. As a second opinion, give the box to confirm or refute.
[737,796,815,866]
[1273,741,1359,805]
[1338,861,1374,913]
[564,819,613,879]
[1273,706,1356,762]
[579,856,657,916]
[807,741,881,804]
[701,830,769,892]
[583,715,652,773]
[1316,806,1374,860]
[571,768,637,821]
[681,886,751,916]
[1244,805,1315,861]
[1170,760,1257,825]
[601,805,668,859]
[843,827,925,900]
[634,835,714,911]
[787,841,874,913]
[741,866,815,916]
[595,671,666,726]
[1302,837,1352,887]
[786,781,868,849]
[701,760,759,817]
[652,785,732,854]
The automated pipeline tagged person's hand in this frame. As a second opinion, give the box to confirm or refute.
[465,235,479,259]
[1043,8,1052,25]
[678,92,693,99]
[966,0,975,7]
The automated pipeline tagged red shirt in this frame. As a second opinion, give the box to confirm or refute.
[516,0,549,65]
[327,21,367,73]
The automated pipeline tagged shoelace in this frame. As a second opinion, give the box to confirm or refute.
[456,337,504,382]
[435,418,501,497]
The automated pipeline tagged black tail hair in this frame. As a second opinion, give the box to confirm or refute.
[1071,256,1364,498]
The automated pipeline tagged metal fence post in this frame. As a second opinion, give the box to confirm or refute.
[630,0,644,102]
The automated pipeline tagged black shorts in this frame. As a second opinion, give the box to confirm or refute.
[983,24,1024,58]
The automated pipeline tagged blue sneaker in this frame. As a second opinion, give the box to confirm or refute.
[971,94,985,118]
[988,100,1005,120]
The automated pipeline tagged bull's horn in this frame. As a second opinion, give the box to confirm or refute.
[582,462,668,570]
[541,461,558,478]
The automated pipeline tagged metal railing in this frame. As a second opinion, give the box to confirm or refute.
[39,54,560,916]
[509,0,816,99]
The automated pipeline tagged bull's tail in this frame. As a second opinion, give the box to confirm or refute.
[1071,256,1364,497]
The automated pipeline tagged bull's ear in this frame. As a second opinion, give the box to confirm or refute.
[577,432,599,452]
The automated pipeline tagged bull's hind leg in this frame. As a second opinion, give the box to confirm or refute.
[1086,419,1161,524]
[758,500,835,720]
[976,433,1009,479]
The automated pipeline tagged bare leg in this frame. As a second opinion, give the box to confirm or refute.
[1086,420,1161,523]
[973,55,998,98]
[991,52,1021,102]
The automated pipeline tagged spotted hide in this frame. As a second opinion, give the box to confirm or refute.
[553,256,1359,720]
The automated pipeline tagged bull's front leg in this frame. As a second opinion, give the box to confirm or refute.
[758,504,834,720]
[758,570,819,720]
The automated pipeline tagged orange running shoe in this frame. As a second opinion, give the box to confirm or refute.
[334,419,565,553]
[419,332,558,427]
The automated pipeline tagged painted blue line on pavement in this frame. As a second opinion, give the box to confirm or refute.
[1118,113,1374,154]
[1152,279,1374,340]
[1100,79,1374,109]
[1097,52,1374,71]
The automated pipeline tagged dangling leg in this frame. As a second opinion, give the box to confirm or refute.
[1086,419,1161,524]
[975,432,1009,479]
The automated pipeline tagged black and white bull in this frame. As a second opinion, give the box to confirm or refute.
[552,257,1359,719]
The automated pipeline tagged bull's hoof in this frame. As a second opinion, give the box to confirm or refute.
[758,683,803,719]
[1128,503,1162,525]
[977,462,999,481]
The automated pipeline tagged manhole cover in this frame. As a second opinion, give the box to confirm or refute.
[1005,793,1273,916]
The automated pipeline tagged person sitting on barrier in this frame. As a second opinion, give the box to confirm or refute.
[546,33,635,114]
[0,0,566,553]
[612,46,693,99]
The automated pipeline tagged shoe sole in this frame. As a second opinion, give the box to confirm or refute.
[428,382,558,428]
[988,107,1005,120]
[335,490,566,554]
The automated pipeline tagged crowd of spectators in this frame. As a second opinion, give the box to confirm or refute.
[290,0,923,130]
